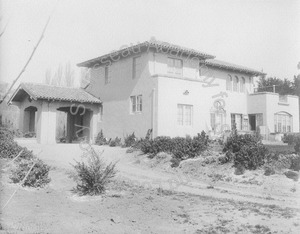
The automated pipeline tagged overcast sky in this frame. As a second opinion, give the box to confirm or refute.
[0,0,299,86]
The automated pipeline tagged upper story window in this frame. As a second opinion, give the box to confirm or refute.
[240,77,245,93]
[132,56,141,79]
[226,75,232,91]
[233,76,239,92]
[130,95,142,113]
[105,65,111,84]
[167,57,183,76]
[177,104,192,126]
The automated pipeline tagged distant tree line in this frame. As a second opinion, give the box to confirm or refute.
[257,75,300,96]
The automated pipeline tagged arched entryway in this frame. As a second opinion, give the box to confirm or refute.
[23,106,37,134]
[57,106,93,143]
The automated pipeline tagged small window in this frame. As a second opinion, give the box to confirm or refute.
[233,76,239,92]
[226,75,232,91]
[130,95,142,113]
[132,56,141,79]
[167,57,183,76]
[240,77,245,93]
[105,65,111,84]
[177,104,192,126]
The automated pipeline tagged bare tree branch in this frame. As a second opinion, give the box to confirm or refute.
[0,2,58,104]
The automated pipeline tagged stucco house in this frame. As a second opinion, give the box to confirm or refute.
[9,39,299,144]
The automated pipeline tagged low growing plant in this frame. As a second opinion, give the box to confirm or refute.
[72,147,117,195]
[109,137,122,147]
[123,132,136,147]
[95,130,108,145]
[10,158,51,187]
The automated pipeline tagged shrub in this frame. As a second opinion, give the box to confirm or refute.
[295,137,300,154]
[109,137,122,147]
[223,131,268,170]
[72,146,117,195]
[234,143,268,170]
[123,132,136,148]
[0,127,34,159]
[140,131,209,161]
[282,133,300,145]
[10,158,51,187]
[95,130,107,145]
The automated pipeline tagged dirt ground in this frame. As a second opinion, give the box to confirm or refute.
[1,141,300,233]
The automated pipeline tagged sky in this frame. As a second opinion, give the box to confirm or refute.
[0,0,299,87]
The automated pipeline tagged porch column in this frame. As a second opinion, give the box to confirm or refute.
[38,101,57,144]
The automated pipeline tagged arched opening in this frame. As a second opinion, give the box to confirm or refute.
[56,106,92,143]
[23,106,37,136]
[226,75,232,91]
[233,76,239,92]
[240,77,245,92]
[274,112,292,133]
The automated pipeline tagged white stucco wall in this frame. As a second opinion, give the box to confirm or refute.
[87,52,157,139]
[152,52,255,137]
[248,93,299,133]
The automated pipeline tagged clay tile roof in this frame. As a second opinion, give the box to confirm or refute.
[202,59,266,76]
[10,83,101,103]
[77,39,215,67]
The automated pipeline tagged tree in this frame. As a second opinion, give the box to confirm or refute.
[257,77,293,95]
[44,62,75,87]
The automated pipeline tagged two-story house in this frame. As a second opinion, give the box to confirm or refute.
[78,39,299,141]
[9,39,299,144]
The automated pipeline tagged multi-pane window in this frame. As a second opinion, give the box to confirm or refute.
[240,77,245,93]
[105,65,111,84]
[132,56,141,79]
[231,113,243,130]
[233,76,239,92]
[130,95,142,113]
[210,112,225,131]
[226,75,232,91]
[167,57,183,76]
[177,104,192,126]
[274,112,292,133]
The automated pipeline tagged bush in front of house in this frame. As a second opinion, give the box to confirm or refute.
[0,126,34,159]
[109,137,122,147]
[139,131,209,162]
[223,131,268,170]
[10,158,51,187]
[95,130,108,145]
[123,132,136,148]
[282,133,300,145]
[71,147,117,195]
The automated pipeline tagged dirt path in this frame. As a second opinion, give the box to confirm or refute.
[0,141,299,233]
[16,142,300,209]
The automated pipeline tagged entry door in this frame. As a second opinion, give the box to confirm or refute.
[249,115,256,131]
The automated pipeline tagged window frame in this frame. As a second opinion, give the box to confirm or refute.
[226,75,232,91]
[274,112,292,133]
[130,95,143,114]
[177,104,193,126]
[167,57,183,76]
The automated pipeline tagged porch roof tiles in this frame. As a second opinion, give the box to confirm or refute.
[10,83,102,104]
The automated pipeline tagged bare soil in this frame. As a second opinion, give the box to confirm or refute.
[1,142,300,233]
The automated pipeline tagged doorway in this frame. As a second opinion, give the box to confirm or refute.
[249,114,256,131]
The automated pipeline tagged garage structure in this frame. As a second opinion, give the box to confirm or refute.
[9,83,101,144]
